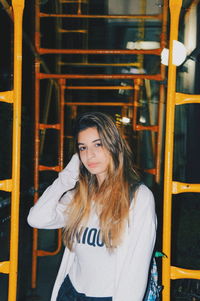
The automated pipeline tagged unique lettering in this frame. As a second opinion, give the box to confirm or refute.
[76,228,82,243]
[82,227,89,244]
[87,228,97,247]
[76,227,104,247]
[97,230,104,247]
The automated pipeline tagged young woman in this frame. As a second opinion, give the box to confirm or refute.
[28,112,157,301]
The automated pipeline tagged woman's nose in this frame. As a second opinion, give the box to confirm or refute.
[87,148,95,159]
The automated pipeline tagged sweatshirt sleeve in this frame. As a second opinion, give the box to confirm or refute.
[27,154,79,229]
[114,184,157,301]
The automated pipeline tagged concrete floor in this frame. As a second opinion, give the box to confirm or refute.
[25,251,63,301]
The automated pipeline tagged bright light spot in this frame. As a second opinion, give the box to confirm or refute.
[139,116,146,123]
[121,117,130,124]
[161,40,187,66]
[126,41,160,50]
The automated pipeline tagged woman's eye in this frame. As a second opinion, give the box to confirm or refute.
[95,143,102,148]
[79,146,86,151]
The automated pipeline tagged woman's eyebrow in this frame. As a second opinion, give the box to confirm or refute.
[78,138,101,145]
[77,142,85,145]
[92,139,101,143]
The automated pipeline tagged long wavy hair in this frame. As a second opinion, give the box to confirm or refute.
[63,112,141,250]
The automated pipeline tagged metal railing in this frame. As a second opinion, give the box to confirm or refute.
[162,0,200,300]
[32,0,168,288]
[0,0,24,300]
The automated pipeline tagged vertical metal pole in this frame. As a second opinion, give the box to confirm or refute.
[32,59,40,289]
[31,0,41,288]
[155,0,168,183]
[58,79,65,170]
[162,0,182,300]
[8,0,24,300]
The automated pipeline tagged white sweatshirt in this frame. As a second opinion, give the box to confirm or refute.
[27,159,157,301]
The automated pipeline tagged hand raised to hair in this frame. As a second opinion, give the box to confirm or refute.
[27,153,80,229]
[59,153,80,188]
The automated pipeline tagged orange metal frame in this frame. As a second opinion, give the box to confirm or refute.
[32,71,64,286]
[39,13,162,19]
[32,0,168,288]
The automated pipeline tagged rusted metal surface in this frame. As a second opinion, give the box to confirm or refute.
[64,86,134,90]
[38,47,162,55]
[64,102,133,106]
[37,73,163,80]
[135,125,159,132]
[39,12,162,20]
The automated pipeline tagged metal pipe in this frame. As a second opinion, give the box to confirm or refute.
[64,86,134,90]
[38,48,162,55]
[155,0,168,183]
[39,13,162,20]
[37,73,163,80]
[8,0,24,300]
[162,1,182,300]
[64,102,133,106]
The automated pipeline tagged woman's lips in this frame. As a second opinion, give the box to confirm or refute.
[87,163,98,168]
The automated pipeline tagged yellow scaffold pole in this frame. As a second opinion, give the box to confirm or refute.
[8,0,24,300]
[162,0,182,300]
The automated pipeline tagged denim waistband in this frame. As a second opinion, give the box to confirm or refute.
[57,274,112,301]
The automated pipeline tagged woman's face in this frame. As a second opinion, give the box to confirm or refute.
[77,127,111,185]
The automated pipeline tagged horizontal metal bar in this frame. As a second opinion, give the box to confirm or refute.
[64,102,133,106]
[172,181,200,194]
[39,13,162,20]
[0,179,12,192]
[59,62,140,67]
[39,165,60,172]
[175,92,200,105]
[39,123,61,130]
[135,125,158,132]
[59,29,88,33]
[0,91,14,103]
[37,249,61,256]
[171,266,200,280]
[0,261,10,274]
[64,86,134,90]
[38,47,162,55]
[144,168,156,175]
[37,73,163,80]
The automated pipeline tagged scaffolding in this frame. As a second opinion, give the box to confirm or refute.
[32,0,168,289]
[0,0,24,300]
[162,0,200,300]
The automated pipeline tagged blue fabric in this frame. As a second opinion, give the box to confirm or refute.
[143,258,162,301]
[56,275,112,301]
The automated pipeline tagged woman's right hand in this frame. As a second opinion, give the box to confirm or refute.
[59,153,80,185]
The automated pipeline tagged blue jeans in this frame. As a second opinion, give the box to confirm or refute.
[56,275,112,301]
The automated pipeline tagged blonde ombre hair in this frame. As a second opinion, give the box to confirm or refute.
[63,112,141,250]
